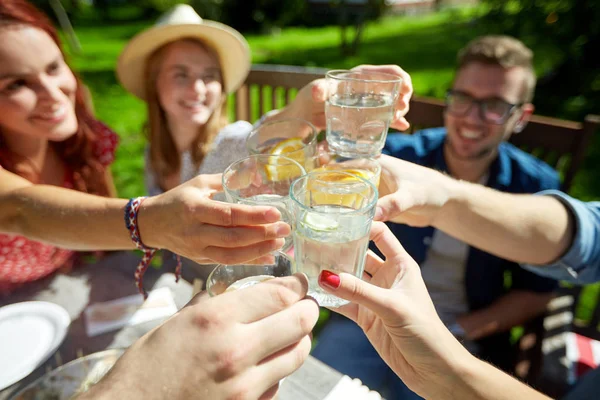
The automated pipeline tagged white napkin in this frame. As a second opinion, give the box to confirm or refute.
[84,287,177,337]
[322,375,383,400]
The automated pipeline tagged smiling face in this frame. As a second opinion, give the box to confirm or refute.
[155,40,223,127]
[0,25,78,142]
[444,61,533,161]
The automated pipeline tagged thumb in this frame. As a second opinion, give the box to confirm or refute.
[193,174,223,191]
[311,78,328,103]
[375,194,408,222]
[318,270,391,319]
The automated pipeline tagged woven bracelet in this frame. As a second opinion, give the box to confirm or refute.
[124,197,182,298]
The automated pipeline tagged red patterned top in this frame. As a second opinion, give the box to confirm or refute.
[0,121,119,296]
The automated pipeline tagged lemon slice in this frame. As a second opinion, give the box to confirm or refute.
[302,212,339,232]
[264,137,307,181]
[225,275,274,292]
[270,137,305,155]
[307,171,368,207]
[315,167,372,182]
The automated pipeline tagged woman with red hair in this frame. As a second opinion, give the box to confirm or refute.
[0,0,290,296]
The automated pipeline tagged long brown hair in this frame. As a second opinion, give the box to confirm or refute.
[0,0,112,196]
[144,39,229,190]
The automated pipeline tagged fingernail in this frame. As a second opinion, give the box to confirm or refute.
[265,207,281,222]
[319,270,340,289]
[275,238,286,249]
[374,207,383,220]
[276,223,291,237]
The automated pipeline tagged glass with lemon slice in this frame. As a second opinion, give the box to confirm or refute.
[246,118,319,171]
[206,252,293,296]
[222,154,306,252]
[290,171,378,307]
[314,156,381,188]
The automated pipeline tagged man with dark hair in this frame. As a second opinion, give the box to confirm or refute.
[313,35,559,399]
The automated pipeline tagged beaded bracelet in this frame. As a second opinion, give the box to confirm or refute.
[125,197,182,298]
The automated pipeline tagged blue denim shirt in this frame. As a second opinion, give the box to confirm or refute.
[522,191,600,285]
[382,128,560,313]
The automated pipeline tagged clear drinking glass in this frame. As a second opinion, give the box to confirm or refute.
[206,251,293,297]
[325,70,402,158]
[222,154,306,252]
[315,155,381,188]
[290,171,378,307]
[246,118,319,171]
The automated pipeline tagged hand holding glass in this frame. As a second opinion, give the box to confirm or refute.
[222,154,305,252]
[290,171,378,307]
[325,70,402,158]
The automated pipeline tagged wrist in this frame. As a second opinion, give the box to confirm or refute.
[431,175,466,228]
[135,195,162,250]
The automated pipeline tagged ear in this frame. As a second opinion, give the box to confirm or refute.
[514,103,534,133]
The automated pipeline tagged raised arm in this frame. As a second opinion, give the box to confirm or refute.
[375,155,573,265]
[0,168,289,265]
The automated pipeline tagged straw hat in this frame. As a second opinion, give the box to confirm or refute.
[117,4,250,100]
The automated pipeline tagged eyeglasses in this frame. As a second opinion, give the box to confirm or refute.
[445,90,523,125]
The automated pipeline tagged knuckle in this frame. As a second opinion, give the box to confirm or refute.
[349,279,365,300]
[217,205,234,226]
[225,382,253,400]
[192,310,224,332]
[269,285,297,310]
[295,308,317,335]
[214,347,247,381]
[290,336,312,372]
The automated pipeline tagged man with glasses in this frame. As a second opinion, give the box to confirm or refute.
[312,35,559,399]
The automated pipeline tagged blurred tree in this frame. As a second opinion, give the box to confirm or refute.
[306,0,388,56]
[212,0,307,33]
[481,0,599,121]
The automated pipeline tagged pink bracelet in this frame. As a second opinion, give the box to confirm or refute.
[125,197,182,298]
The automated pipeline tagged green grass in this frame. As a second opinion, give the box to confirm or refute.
[64,7,598,326]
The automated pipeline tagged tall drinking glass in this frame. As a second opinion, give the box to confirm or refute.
[246,118,319,171]
[206,251,293,297]
[222,154,306,252]
[325,70,402,158]
[290,171,378,307]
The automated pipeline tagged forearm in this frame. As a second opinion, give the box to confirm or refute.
[0,184,133,251]
[436,181,573,265]
[458,290,554,340]
[446,356,551,400]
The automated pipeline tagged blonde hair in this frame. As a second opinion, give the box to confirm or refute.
[457,35,536,103]
[144,39,229,190]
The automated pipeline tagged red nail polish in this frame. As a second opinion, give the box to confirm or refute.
[319,270,340,289]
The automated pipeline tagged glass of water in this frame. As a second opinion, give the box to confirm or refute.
[325,70,402,158]
[206,251,293,297]
[290,171,378,307]
[246,118,319,171]
[222,154,306,252]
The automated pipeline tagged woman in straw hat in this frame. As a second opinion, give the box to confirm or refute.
[0,0,289,297]
[117,4,254,196]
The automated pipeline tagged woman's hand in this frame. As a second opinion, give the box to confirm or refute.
[140,174,290,265]
[269,64,413,132]
[318,222,472,399]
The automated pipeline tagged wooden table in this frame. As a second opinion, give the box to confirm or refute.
[0,251,346,400]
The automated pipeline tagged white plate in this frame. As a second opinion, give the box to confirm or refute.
[0,301,70,390]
